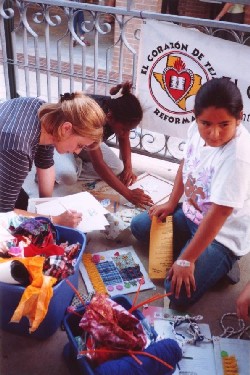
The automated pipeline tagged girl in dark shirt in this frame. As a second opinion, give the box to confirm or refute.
[54,82,154,208]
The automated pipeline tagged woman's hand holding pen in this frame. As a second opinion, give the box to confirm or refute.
[53,210,83,228]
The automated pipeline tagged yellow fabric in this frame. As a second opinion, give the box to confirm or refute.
[83,253,108,295]
[0,256,57,333]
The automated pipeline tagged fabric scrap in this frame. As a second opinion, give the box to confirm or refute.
[10,256,57,332]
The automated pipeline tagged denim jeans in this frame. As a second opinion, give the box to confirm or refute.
[130,204,238,307]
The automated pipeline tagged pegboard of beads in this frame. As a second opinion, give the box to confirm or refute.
[80,246,155,297]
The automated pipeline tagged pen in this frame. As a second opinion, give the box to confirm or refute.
[60,201,72,214]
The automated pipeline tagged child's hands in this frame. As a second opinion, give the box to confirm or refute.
[167,261,196,299]
[127,188,154,209]
[236,282,250,321]
[119,169,137,187]
[148,202,176,221]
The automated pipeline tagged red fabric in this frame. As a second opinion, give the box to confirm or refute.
[79,294,147,365]
[24,243,64,257]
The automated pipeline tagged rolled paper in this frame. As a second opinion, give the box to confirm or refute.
[11,260,31,286]
[0,260,20,284]
[0,260,30,285]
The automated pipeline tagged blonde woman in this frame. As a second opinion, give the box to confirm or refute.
[0,92,105,227]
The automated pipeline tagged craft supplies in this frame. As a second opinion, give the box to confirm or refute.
[213,336,250,375]
[63,294,182,375]
[221,351,239,375]
[219,312,250,339]
[80,247,155,297]
[170,314,212,347]
[93,339,182,375]
[0,224,86,339]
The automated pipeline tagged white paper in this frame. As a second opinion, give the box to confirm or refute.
[0,225,14,241]
[129,173,173,204]
[28,197,57,213]
[35,192,109,232]
[153,319,216,375]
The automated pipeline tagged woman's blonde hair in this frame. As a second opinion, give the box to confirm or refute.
[38,92,105,144]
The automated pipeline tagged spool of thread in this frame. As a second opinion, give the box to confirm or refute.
[94,338,182,375]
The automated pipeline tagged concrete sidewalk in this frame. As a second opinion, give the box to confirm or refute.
[1,150,250,375]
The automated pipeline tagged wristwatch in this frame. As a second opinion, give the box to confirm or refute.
[176,259,191,267]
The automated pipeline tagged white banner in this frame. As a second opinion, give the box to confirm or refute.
[136,20,250,139]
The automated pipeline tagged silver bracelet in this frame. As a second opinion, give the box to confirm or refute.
[176,259,191,267]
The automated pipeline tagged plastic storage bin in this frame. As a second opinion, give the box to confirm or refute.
[63,295,157,375]
[0,225,86,339]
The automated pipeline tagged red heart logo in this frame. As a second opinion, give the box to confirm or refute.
[163,67,194,104]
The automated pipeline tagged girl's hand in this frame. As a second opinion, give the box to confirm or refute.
[167,261,196,299]
[53,210,83,228]
[236,282,250,321]
[148,202,176,221]
[119,168,137,187]
[127,188,154,209]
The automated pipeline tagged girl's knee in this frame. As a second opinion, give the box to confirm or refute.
[112,159,124,176]
[130,211,151,244]
[164,278,199,308]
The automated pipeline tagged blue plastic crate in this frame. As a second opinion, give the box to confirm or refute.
[0,225,86,339]
[63,295,157,375]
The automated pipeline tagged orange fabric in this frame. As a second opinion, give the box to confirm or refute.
[0,256,57,333]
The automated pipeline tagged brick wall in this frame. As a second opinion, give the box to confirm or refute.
[245,5,250,24]
[113,0,162,79]
[179,0,250,22]
[112,0,249,77]
[179,0,210,18]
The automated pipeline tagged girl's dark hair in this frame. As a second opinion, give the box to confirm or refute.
[106,81,143,125]
[194,78,243,120]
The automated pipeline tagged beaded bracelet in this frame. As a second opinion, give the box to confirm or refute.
[170,315,212,347]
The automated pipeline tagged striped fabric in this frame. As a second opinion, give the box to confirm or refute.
[0,97,54,212]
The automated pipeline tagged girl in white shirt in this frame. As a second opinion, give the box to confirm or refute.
[131,78,250,308]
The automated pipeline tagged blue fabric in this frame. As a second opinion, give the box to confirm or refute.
[130,205,238,307]
[94,339,182,375]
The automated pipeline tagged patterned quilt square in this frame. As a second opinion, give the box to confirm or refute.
[112,252,136,270]
[119,265,143,282]
[96,261,123,285]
